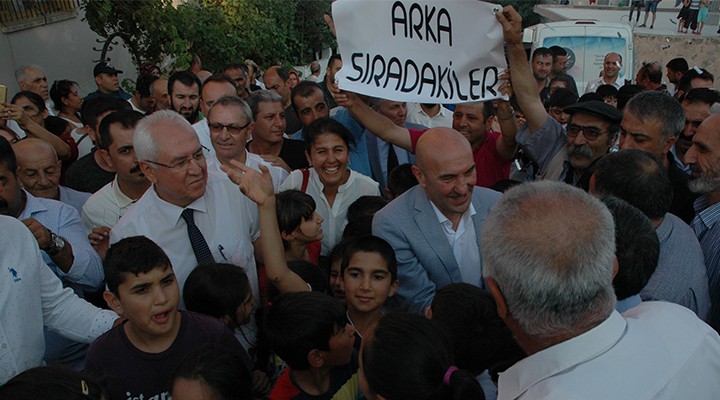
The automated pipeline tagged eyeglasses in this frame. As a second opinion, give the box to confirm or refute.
[145,148,206,170]
[566,124,607,141]
[208,121,251,135]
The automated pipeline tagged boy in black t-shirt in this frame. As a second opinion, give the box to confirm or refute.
[85,236,246,400]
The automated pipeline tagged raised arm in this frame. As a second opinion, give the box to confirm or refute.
[333,86,413,150]
[221,161,309,294]
[494,78,520,161]
[3,102,71,160]
[496,7,548,133]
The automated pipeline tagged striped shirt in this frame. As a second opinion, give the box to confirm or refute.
[691,195,720,330]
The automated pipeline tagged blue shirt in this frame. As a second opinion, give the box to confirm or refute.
[692,196,720,330]
[330,108,372,177]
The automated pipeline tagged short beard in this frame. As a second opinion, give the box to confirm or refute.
[689,174,720,194]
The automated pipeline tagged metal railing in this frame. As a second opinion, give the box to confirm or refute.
[0,0,80,27]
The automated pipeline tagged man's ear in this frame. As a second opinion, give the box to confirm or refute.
[139,162,158,184]
[307,349,325,368]
[424,305,433,319]
[486,277,509,320]
[611,256,619,280]
[103,290,124,316]
[662,135,677,157]
[99,149,115,171]
[411,165,425,188]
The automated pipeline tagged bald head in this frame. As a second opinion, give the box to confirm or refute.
[415,127,472,170]
[412,127,476,225]
[13,138,62,199]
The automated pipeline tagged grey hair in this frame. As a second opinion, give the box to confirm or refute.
[207,95,252,123]
[481,181,617,337]
[625,91,685,139]
[14,65,44,84]
[134,110,191,161]
[246,90,282,121]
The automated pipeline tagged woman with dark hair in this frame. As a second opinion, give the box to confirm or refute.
[279,118,380,255]
[361,313,484,400]
[3,90,74,161]
[50,79,83,128]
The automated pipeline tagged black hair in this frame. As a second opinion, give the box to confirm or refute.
[638,62,663,84]
[97,110,144,150]
[263,291,347,370]
[387,163,418,198]
[327,54,342,70]
[168,70,202,97]
[303,117,356,153]
[616,84,644,110]
[49,79,79,113]
[431,283,526,375]
[362,313,483,400]
[223,63,249,74]
[548,88,578,109]
[104,236,173,296]
[275,189,317,249]
[347,196,387,224]
[183,262,252,327]
[268,66,290,81]
[550,74,579,97]
[666,57,689,74]
[0,135,17,174]
[600,196,659,300]
[172,344,252,400]
[0,365,105,400]
[342,215,374,239]
[80,96,133,130]
[531,47,552,61]
[577,92,603,103]
[266,260,328,302]
[44,116,70,136]
[549,45,567,58]
[593,149,673,220]
[676,68,715,99]
[135,74,159,98]
[11,90,44,111]
[291,81,326,113]
[684,87,720,106]
[201,73,237,92]
[489,179,522,193]
[596,84,619,99]
[340,235,398,282]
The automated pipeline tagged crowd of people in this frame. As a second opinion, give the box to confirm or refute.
[2,4,720,400]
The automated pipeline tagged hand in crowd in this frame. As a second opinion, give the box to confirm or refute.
[258,154,291,173]
[88,226,111,259]
[1,102,32,128]
[22,218,52,249]
[498,69,513,99]
[495,5,523,45]
[221,160,275,207]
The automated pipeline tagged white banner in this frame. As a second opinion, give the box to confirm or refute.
[333,0,506,104]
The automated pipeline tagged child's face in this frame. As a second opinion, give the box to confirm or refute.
[341,251,398,314]
[323,323,356,367]
[329,258,346,304]
[603,96,618,108]
[295,210,324,243]
[105,265,181,347]
[233,291,255,328]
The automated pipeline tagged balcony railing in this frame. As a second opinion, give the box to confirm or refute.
[0,0,80,32]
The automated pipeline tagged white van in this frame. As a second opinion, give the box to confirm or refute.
[523,20,634,94]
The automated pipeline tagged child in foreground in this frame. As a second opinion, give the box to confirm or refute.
[85,236,246,400]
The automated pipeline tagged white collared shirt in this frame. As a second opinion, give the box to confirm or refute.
[81,176,140,231]
[498,302,720,399]
[192,119,216,157]
[280,169,380,255]
[110,170,260,305]
[406,102,453,128]
[430,202,481,286]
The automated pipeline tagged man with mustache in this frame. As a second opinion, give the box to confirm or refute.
[502,13,622,187]
[13,138,90,214]
[81,110,150,257]
[168,71,202,125]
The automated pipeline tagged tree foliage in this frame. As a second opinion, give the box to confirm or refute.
[80,0,335,74]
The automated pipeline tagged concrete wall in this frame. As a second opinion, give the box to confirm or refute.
[634,33,719,81]
[0,9,136,101]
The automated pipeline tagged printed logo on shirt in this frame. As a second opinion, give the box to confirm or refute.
[8,267,21,283]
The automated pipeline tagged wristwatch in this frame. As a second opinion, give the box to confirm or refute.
[45,231,66,256]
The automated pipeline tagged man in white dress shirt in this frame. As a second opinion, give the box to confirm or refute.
[110,110,260,304]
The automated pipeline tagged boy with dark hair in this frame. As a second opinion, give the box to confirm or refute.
[596,84,619,108]
[265,292,359,399]
[340,236,399,345]
[85,236,245,400]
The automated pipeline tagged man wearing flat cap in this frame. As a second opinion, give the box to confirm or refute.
[85,62,133,102]
[503,12,621,188]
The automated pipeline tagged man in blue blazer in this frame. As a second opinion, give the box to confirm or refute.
[372,127,502,314]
